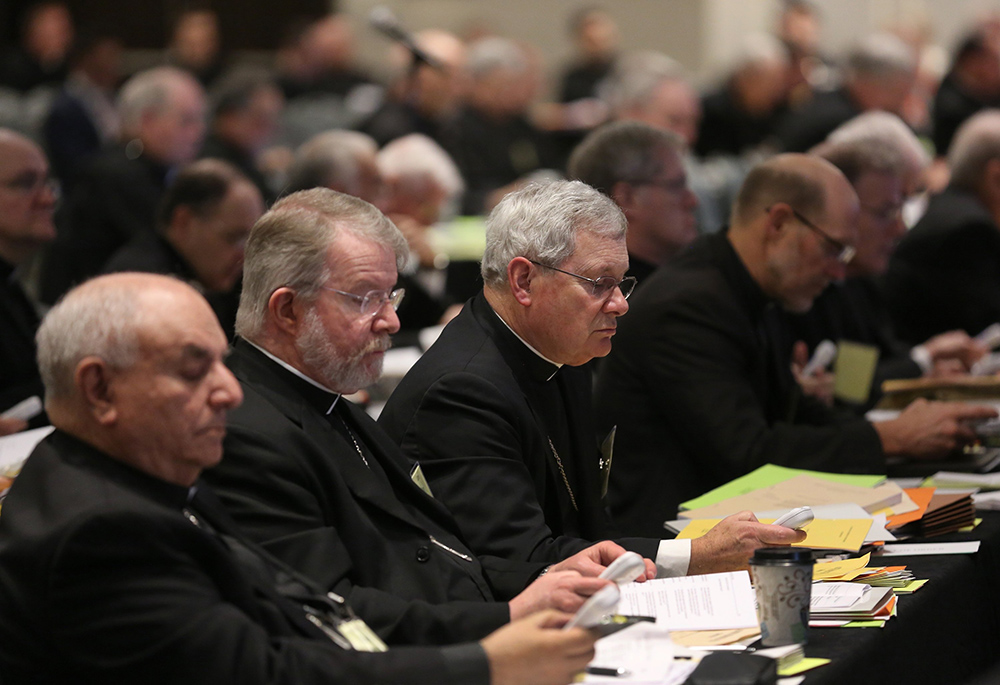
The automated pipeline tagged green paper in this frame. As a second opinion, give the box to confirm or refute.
[680,464,886,511]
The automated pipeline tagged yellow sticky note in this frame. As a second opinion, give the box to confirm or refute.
[779,658,831,676]
[813,552,871,580]
[677,519,873,552]
[833,340,880,404]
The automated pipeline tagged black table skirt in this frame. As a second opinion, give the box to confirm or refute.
[803,511,1000,684]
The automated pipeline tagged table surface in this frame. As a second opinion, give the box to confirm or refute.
[801,510,1000,684]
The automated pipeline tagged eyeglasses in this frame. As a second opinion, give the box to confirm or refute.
[787,208,856,265]
[0,172,60,199]
[321,286,406,317]
[527,259,637,300]
[861,203,904,224]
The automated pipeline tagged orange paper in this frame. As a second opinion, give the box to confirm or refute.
[886,487,935,529]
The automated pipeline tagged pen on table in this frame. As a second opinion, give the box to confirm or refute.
[586,666,630,677]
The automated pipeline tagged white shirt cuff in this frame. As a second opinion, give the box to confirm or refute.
[654,538,691,577]
[910,345,932,375]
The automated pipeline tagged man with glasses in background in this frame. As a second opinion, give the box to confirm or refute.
[0,129,58,435]
[380,180,805,577]
[593,154,995,537]
[787,118,986,412]
[567,121,699,284]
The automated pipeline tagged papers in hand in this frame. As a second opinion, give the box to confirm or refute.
[616,571,758,631]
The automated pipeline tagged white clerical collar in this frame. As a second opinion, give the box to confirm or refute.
[491,307,562,381]
[246,340,341,415]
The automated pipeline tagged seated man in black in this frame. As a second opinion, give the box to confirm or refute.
[0,129,57,426]
[205,188,621,647]
[0,272,595,684]
[568,121,699,284]
[787,115,985,409]
[379,180,804,572]
[595,154,995,535]
[103,158,264,339]
[884,110,1000,343]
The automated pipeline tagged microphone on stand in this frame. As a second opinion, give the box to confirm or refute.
[369,6,443,71]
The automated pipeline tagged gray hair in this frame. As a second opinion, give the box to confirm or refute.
[118,66,201,135]
[948,109,1000,192]
[236,188,408,341]
[568,121,684,196]
[827,111,929,173]
[377,133,465,202]
[602,50,687,116]
[845,33,916,83]
[481,180,627,287]
[36,279,144,400]
[285,129,378,195]
[466,36,529,81]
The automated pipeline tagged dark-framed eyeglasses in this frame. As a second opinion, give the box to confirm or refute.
[321,286,406,317]
[527,259,637,300]
[786,207,855,265]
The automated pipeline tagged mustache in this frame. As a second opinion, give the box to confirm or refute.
[356,335,392,357]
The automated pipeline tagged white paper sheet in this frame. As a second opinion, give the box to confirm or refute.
[617,571,758,630]
[879,541,981,556]
[582,622,676,683]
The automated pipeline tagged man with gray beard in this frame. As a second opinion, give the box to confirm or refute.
[205,187,638,649]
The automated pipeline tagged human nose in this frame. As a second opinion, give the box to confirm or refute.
[371,301,401,335]
[210,364,243,409]
[604,285,629,317]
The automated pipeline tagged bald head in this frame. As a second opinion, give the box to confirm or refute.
[729,154,859,313]
[732,153,852,229]
[0,128,57,265]
[38,273,241,486]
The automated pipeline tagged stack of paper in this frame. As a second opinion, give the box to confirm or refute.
[899,492,976,537]
[810,583,896,623]
[678,475,903,520]
[813,554,927,594]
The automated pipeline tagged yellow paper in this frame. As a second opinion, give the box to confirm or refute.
[677,518,873,552]
[833,340,880,404]
[894,579,929,594]
[779,658,830,676]
[813,553,871,580]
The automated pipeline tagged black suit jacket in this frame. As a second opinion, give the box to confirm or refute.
[205,340,522,646]
[0,430,486,684]
[595,233,885,537]
[0,261,43,415]
[379,293,658,563]
[102,231,240,340]
[882,186,1000,344]
[784,276,922,410]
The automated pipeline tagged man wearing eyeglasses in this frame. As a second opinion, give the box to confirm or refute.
[380,180,804,576]
[594,154,996,537]
[207,187,634,648]
[786,122,986,411]
[0,129,58,434]
[567,121,699,284]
